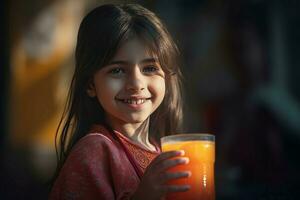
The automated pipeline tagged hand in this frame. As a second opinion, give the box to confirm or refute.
[131,150,191,200]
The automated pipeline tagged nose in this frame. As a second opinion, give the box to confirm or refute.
[125,66,145,91]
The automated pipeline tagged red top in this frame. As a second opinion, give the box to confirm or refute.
[50,124,160,200]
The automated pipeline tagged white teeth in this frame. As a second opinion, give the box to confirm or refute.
[122,99,146,105]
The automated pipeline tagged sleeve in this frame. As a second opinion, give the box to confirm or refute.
[50,135,118,200]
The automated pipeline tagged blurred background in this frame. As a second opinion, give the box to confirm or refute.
[1,0,300,199]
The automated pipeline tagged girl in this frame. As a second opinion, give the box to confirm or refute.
[50,3,190,200]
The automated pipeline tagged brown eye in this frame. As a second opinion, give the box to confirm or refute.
[143,65,159,73]
[108,67,125,75]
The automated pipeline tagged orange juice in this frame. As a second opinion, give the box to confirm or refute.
[161,134,215,200]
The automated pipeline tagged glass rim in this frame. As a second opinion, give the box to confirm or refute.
[161,133,215,143]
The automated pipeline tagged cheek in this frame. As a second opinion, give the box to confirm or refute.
[106,79,123,93]
[151,78,166,102]
[97,79,123,105]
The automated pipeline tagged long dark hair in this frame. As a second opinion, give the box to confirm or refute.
[53,3,183,181]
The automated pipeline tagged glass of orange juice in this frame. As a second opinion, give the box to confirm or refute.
[161,134,215,200]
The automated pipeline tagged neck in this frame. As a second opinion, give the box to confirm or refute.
[106,118,156,151]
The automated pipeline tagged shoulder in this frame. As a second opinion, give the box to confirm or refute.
[50,125,139,199]
[50,130,120,199]
[52,126,124,186]
[78,124,116,148]
[73,132,115,153]
[68,127,121,164]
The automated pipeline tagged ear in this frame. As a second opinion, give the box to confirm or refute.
[86,81,96,97]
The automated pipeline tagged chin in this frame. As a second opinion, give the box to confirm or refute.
[123,115,149,124]
[126,118,146,124]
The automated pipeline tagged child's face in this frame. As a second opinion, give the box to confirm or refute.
[87,38,165,128]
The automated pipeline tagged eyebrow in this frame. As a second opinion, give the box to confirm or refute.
[107,58,158,66]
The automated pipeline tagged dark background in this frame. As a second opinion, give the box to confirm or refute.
[1,0,300,199]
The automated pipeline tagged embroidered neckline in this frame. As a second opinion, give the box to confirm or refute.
[90,124,161,153]
[113,130,160,153]
[89,124,161,173]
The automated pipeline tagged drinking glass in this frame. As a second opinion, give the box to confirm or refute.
[161,134,215,200]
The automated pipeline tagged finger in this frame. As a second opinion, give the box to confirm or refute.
[161,185,191,194]
[158,157,189,172]
[148,150,184,168]
[162,171,191,182]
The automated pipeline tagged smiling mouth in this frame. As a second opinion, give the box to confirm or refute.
[116,98,151,105]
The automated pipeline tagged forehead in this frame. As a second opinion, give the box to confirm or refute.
[111,38,157,62]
